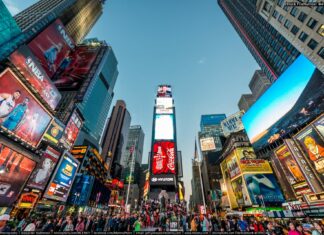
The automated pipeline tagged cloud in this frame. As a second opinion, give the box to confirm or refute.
[3,0,21,15]
[197,57,206,64]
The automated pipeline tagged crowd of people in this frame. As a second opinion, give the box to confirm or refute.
[0,199,323,234]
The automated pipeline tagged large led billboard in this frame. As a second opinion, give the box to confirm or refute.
[200,137,216,152]
[68,174,94,206]
[152,141,176,175]
[0,69,52,148]
[28,19,75,78]
[9,45,61,109]
[242,55,323,151]
[156,97,173,114]
[221,111,244,137]
[42,118,65,145]
[60,109,82,150]
[52,45,100,90]
[44,151,79,202]
[0,143,36,206]
[27,146,60,190]
[157,85,172,97]
[154,114,174,140]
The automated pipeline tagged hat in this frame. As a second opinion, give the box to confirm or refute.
[0,214,10,221]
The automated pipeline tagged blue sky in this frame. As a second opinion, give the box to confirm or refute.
[5,0,260,200]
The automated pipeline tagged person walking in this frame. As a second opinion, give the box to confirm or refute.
[134,216,142,232]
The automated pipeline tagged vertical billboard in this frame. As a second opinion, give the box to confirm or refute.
[42,118,65,145]
[0,69,52,148]
[9,45,62,109]
[226,152,241,179]
[221,111,244,137]
[60,109,82,150]
[313,114,324,138]
[294,126,324,184]
[243,174,285,205]
[28,19,75,78]
[242,55,323,151]
[235,147,257,160]
[67,174,94,206]
[52,45,101,90]
[152,141,176,174]
[155,97,173,114]
[44,151,79,202]
[199,137,216,152]
[230,176,251,206]
[27,146,60,190]
[0,143,36,206]
[157,85,172,97]
[154,114,174,140]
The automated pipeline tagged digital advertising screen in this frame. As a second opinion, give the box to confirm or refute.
[313,114,324,138]
[154,114,174,140]
[27,146,60,190]
[0,69,53,148]
[156,97,173,114]
[221,111,244,137]
[28,19,75,78]
[9,45,62,109]
[242,55,323,151]
[230,177,251,206]
[294,126,324,184]
[0,143,36,206]
[226,152,240,179]
[61,110,82,150]
[44,151,79,202]
[152,141,176,175]
[42,118,65,145]
[239,159,273,174]
[157,85,172,97]
[89,178,111,205]
[53,45,100,90]
[67,174,94,206]
[244,174,285,205]
[200,137,216,152]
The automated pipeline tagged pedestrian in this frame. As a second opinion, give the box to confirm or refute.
[296,223,305,235]
[24,218,36,232]
[63,217,74,232]
[288,222,300,235]
[0,214,11,232]
[312,222,323,235]
[134,216,142,232]
[41,217,54,232]
[75,216,85,232]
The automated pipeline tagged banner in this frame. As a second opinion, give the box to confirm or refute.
[235,147,257,160]
[313,114,324,138]
[226,152,240,179]
[61,109,82,150]
[27,146,60,190]
[200,137,216,152]
[28,19,75,78]
[0,69,52,148]
[9,45,61,109]
[43,118,65,145]
[221,111,244,137]
[239,159,273,173]
[152,141,176,174]
[230,176,251,206]
[0,143,36,206]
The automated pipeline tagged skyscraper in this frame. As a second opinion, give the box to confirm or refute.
[248,70,271,100]
[218,0,300,82]
[14,0,104,43]
[238,94,256,112]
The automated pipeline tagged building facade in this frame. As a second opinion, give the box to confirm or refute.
[256,0,324,73]
[218,0,300,82]
[238,94,256,112]
[249,70,271,100]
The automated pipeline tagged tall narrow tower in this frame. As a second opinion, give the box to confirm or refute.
[149,85,179,201]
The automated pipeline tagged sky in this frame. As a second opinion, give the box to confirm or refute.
[5,0,260,201]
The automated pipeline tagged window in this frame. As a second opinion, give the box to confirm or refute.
[318,47,324,59]
[291,25,300,35]
[283,5,289,12]
[278,14,284,23]
[272,10,279,18]
[307,39,318,50]
[290,7,299,17]
[307,18,318,29]
[316,6,324,14]
[298,31,309,42]
[317,24,324,37]
[284,19,292,29]
[298,12,308,22]
[278,0,284,7]
[263,2,272,13]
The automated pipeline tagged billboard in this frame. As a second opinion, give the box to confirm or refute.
[235,147,257,160]
[52,45,100,90]
[44,151,79,202]
[244,174,285,205]
[42,118,65,145]
[70,145,89,160]
[200,137,216,152]
[294,126,324,184]
[28,19,75,78]
[226,152,240,179]
[152,141,176,174]
[89,178,111,205]
[27,146,60,190]
[150,174,176,186]
[156,97,173,114]
[157,85,172,97]
[61,109,82,150]
[314,115,324,138]
[221,111,244,137]
[67,174,94,206]
[0,69,52,148]
[0,143,36,206]
[239,159,273,173]
[9,45,62,109]
[242,55,323,151]
[230,177,251,206]
[154,114,174,140]
[17,192,39,209]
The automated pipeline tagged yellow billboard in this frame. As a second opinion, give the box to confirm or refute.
[239,159,273,173]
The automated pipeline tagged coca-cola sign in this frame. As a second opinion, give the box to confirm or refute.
[152,141,176,175]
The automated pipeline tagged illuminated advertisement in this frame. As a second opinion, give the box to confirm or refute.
[244,174,285,205]
[235,147,257,160]
[61,109,82,150]
[150,174,176,186]
[156,97,173,114]
[275,145,312,196]
[27,146,60,190]
[154,114,174,140]
[313,114,324,138]
[152,141,176,174]
[28,19,75,78]
[43,118,65,145]
[230,177,251,206]
[9,45,61,109]
[221,111,244,137]
[226,152,240,179]
[157,85,172,97]
[44,151,79,202]
[53,45,100,90]
[220,160,238,209]
[68,174,94,206]
[294,126,324,183]
[17,192,39,208]
[239,159,272,173]
[70,146,89,160]
[90,178,111,205]
[242,55,323,151]
[0,143,36,206]
[0,69,52,148]
[200,137,216,152]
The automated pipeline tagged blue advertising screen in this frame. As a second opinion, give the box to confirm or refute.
[242,55,324,151]
[67,174,94,206]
